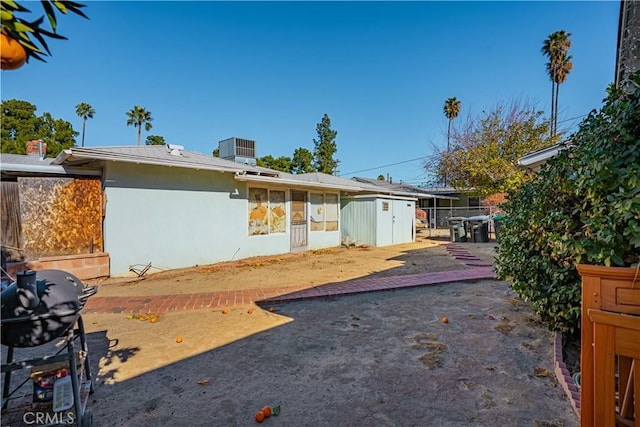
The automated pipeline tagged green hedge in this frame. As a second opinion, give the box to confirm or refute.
[495,74,640,333]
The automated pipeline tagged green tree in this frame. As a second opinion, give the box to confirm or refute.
[431,101,557,196]
[75,102,95,147]
[126,106,153,146]
[542,31,572,137]
[443,97,461,153]
[256,155,292,172]
[145,135,166,145]
[377,174,386,180]
[291,147,315,174]
[1,0,88,64]
[313,113,338,174]
[1,99,77,156]
[212,148,219,157]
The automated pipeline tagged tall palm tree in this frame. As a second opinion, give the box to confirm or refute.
[126,106,153,146]
[553,54,573,135]
[542,31,572,137]
[443,97,461,153]
[75,103,95,147]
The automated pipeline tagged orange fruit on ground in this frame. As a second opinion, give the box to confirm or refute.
[149,315,158,323]
[254,410,265,423]
[222,308,229,314]
[269,307,275,312]
[0,33,27,70]
[247,308,253,314]
[176,336,183,343]
[261,406,272,417]
[442,317,449,324]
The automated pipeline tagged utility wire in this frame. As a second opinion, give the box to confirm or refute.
[339,155,435,177]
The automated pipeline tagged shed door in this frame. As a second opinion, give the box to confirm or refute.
[392,200,414,244]
[290,191,307,252]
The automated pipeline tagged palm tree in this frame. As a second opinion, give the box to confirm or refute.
[542,31,572,137]
[75,103,95,147]
[126,106,153,146]
[443,97,461,153]
[553,54,573,135]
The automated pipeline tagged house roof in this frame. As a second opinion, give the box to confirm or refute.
[52,145,280,177]
[352,177,459,200]
[0,153,101,177]
[518,142,571,172]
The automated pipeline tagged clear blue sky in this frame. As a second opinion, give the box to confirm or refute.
[1,1,620,184]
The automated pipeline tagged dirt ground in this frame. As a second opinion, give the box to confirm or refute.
[2,234,578,426]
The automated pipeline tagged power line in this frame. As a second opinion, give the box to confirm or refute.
[339,155,434,177]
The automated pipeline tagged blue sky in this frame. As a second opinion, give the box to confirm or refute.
[2,1,620,184]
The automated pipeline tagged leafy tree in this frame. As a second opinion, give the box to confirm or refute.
[126,106,153,146]
[1,99,77,157]
[377,174,386,181]
[291,147,315,174]
[496,73,640,333]
[443,97,461,153]
[145,135,166,146]
[1,0,88,64]
[542,31,572,137]
[313,113,338,174]
[257,155,292,172]
[212,148,219,157]
[75,102,95,147]
[430,101,557,197]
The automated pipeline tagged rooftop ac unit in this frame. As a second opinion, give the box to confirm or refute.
[218,137,257,165]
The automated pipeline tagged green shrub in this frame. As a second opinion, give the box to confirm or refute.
[496,73,640,333]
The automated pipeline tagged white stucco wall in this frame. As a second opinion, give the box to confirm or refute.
[103,163,291,276]
[102,163,346,276]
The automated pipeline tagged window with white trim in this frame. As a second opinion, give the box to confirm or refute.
[310,192,339,232]
[248,188,287,235]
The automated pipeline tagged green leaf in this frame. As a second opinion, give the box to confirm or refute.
[272,406,281,416]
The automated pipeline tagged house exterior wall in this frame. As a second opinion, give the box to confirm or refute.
[102,163,342,276]
[103,162,291,276]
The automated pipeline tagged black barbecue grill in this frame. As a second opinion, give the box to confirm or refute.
[1,270,97,347]
[1,269,97,426]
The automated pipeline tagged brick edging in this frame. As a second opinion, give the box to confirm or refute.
[553,332,580,419]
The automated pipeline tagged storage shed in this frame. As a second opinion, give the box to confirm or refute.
[340,194,416,247]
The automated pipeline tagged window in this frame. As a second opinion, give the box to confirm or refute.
[248,188,287,235]
[382,201,389,211]
[310,192,339,232]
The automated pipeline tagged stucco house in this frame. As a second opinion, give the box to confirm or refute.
[1,142,419,278]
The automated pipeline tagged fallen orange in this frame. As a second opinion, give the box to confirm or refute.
[176,336,183,343]
[247,308,254,314]
[222,308,229,314]
[442,317,449,324]
[269,307,275,312]
[262,406,272,417]
[255,410,265,423]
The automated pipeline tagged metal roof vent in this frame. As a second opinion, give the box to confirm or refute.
[167,144,184,156]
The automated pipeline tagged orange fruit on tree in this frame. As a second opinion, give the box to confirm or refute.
[0,33,27,70]
[176,336,183,343]
[261,406,272,417]
[254,410,265,423]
